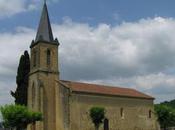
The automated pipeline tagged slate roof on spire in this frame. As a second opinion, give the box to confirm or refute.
[35,3,54,42]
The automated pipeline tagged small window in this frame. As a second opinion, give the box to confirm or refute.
[47,49,51,65]
[120,108,124,118]
[149,110,152,118]
[33,51,37,67]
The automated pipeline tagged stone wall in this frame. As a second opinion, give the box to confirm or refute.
[59,83,70,130]
[69,92,158,130]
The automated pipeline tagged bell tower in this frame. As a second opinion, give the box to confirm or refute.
[28,2,60,130]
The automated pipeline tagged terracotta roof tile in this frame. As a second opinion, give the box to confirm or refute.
[60,80,154,100]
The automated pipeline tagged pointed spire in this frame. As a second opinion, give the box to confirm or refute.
[35,2,54,42]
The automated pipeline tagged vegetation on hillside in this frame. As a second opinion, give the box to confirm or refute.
[161,99,175,108]
[11,51,30,106]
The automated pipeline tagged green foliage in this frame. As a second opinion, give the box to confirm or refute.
[89,107,105,130]
[155,104,175,129]
[0,104,42,129]
[161,99,175,109]
[11,50,30,106]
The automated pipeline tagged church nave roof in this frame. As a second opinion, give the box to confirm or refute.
[59,80,154,100]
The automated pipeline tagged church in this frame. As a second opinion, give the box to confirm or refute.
[27,2,158,130]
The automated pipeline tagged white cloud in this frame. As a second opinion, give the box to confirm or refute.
[0,0,60,18]
[55,17,175,79]
[1,17,175,104]
[0,27,34,106]
[0,0,25,17]
[113,12,120,21]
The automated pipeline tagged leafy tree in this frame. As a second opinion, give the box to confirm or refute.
[11,50,30,106]
[89,107,105,130]
[0,104,42,130]
[155,104,175,130]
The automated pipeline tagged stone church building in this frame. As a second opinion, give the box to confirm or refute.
[27,2,158,130]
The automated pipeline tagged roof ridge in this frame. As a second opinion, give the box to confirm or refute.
[60,80,133,90]
[60,80,154,99]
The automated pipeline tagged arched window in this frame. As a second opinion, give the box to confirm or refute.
[39,87,43,112]
[120,108,124,118]
[47,49,51,65]
[32,83,35,108]
[149,110,152,118]
[33,50,37,67]
[104,118,109,130]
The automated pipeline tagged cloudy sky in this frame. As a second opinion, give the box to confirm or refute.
[1,0,175,106]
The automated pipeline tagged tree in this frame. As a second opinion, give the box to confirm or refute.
[0,104,42,130]
[89,107,105,130]
[155,104,175,130]
[11,51,30,106]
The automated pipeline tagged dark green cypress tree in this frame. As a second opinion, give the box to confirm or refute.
[11,50,30,106]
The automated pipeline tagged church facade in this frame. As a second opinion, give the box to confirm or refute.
[27,3,158,130]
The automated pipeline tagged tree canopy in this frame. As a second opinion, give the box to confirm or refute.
[155,104,175,130]
[0,104,42,129]
[11,50,30,106]
[89,106,105,130]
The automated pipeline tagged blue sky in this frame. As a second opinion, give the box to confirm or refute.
[2,0,175,30]
[1,0,175,106]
